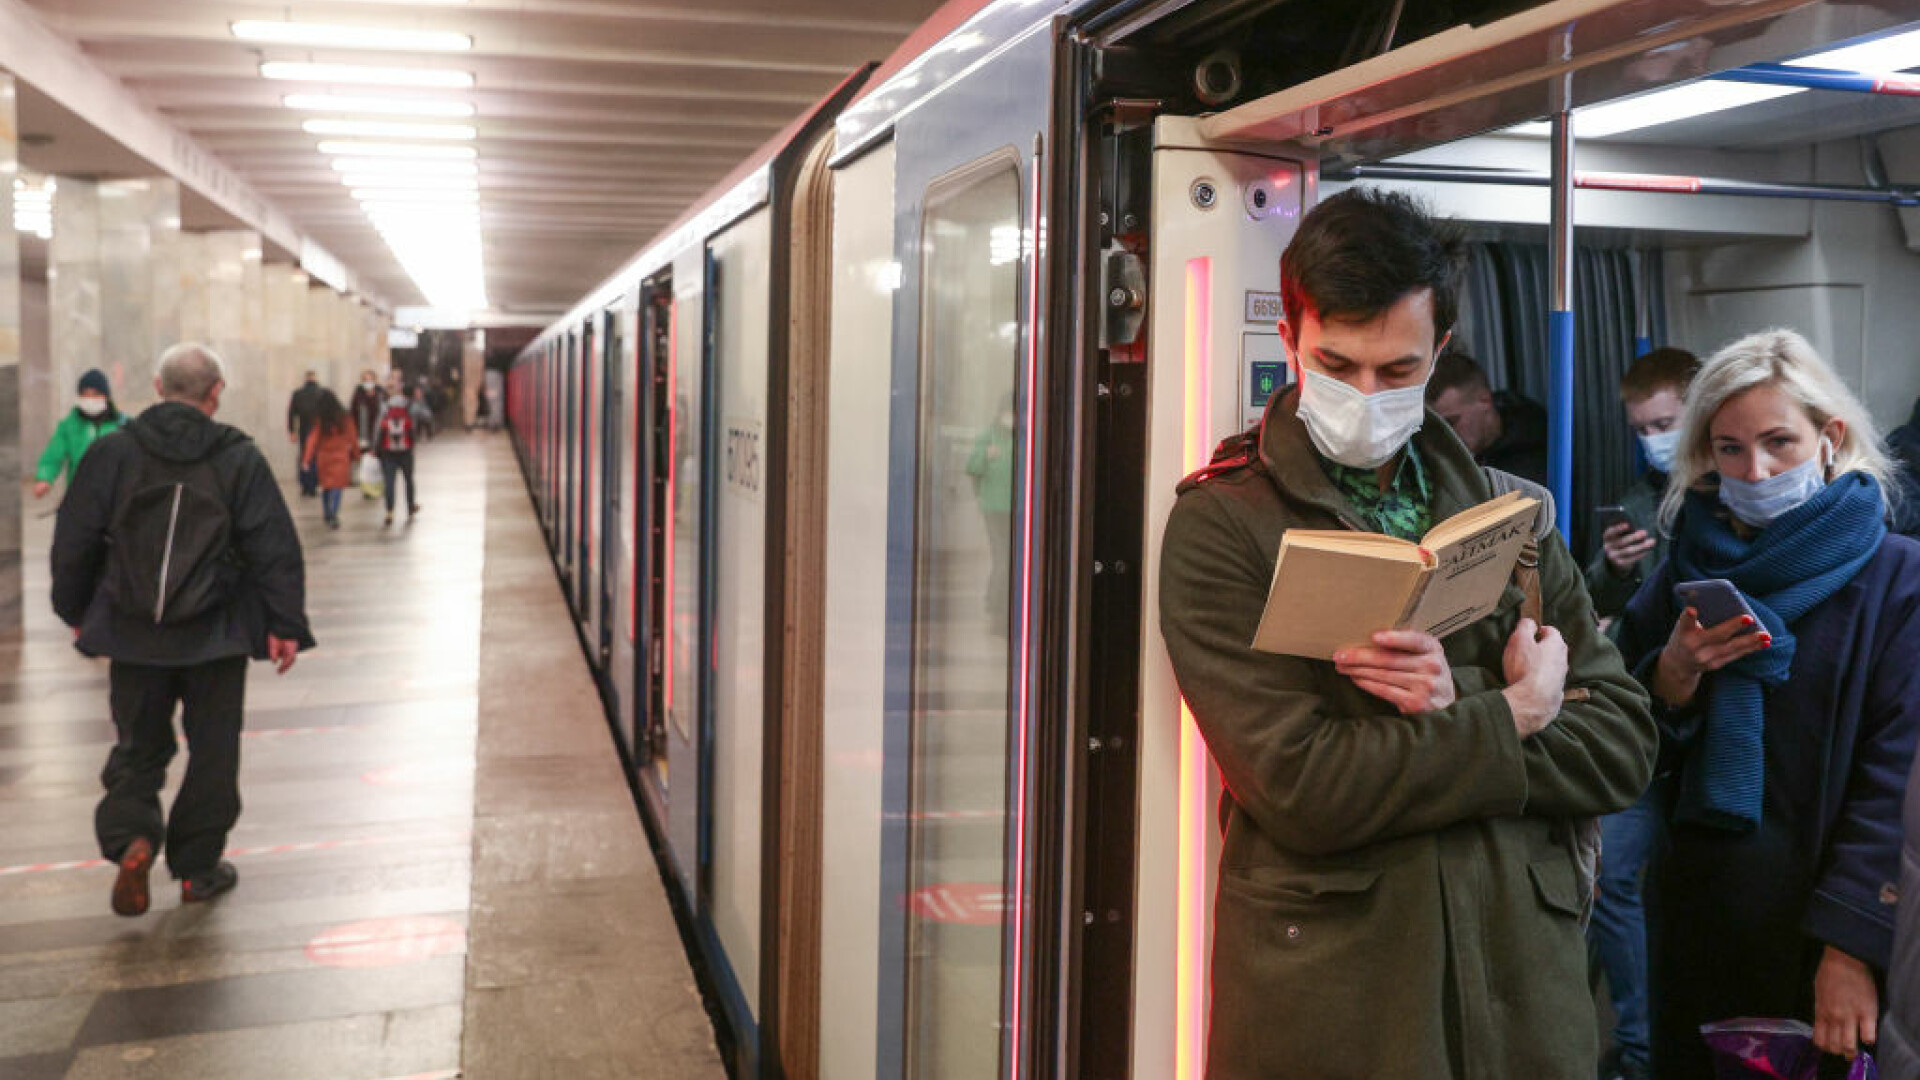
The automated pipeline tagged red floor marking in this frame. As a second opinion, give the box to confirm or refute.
[0,830,472,877]
[906,882,1008,926]
[306,915,466,969]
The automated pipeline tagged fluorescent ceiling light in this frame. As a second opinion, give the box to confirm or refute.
[1507,27,1920,139]
[331,157,477,176]
[353,188,480,203]
[317,141,477,159]
[340,173,479,191]
[232,20,471,51]
[303,118,476,140]
[284,94,475,118]
[261,62,474,89]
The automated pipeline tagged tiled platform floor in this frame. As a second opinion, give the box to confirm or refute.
[0,431,722,1080]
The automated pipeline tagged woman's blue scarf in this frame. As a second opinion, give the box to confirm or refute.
[1668,472,1885,831]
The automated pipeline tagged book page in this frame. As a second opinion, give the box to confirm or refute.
[1403,497,1538,639]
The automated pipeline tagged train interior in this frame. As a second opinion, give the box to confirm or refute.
[504,1,1920,1077]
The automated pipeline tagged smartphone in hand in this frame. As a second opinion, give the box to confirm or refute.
[1674,578,1761,631]
[1595,504,1632,534]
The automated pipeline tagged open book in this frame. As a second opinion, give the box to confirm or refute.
[1251,491,1539,659]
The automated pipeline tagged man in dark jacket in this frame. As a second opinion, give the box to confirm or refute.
[1427,348,1551,485]
[53,342,315,916]
[1888,393,1920,538]
[286,369,325,498]
[1159,189,1655,1080]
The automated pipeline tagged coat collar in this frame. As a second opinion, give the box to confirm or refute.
[1257,385,1494,530]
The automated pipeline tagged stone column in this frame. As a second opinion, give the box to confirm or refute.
[0,75,23,634]
[45,177,181,424]
[201,230,272,455]
[47,179,101,439]
[462,330,484,426]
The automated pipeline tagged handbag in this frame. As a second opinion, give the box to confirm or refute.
[357,453,383,497]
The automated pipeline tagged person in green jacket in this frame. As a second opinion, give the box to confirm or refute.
[34,369,125,499]
[1158,189,1655,1080]
[966,395,1016,617]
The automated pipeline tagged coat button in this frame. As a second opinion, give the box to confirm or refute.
[1285,924,1302,940]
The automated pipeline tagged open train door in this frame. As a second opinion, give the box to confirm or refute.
[1131,117,1315,1080]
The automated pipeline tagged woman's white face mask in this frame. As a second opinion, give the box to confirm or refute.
[1718,436,1833,527]
[1296,368,1429,469]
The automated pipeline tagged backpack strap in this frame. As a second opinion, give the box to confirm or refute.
[1481,467,1555,625]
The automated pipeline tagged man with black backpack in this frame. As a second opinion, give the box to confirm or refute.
[51,342,315,917]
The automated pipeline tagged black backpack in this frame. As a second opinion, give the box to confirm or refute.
[106,452,237,625]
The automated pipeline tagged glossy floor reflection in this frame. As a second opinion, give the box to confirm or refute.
[0,432,722,1080]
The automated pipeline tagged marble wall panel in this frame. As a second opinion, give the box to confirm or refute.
[47,178,101,449]
[0,76,24,634]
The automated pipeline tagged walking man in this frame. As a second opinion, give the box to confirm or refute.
[52,342,315,915]
[287,369,325,498]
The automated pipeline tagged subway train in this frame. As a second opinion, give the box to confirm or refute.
[505,0,1920,1077]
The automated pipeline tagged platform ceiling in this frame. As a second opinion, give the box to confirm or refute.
[14,0,945,319]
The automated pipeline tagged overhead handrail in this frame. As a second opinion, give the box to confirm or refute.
[1332,162,1920,207]
[1713,61,1920,97]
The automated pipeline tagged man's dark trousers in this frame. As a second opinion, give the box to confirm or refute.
[296,419,319,496]
[95,657,247,879]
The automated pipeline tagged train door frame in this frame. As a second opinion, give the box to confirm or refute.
[876,21,1062,1078]
[563,330,578,583]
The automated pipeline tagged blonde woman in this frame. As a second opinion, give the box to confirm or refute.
[1613,329,1920,1076]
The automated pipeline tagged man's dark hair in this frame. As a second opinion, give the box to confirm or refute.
[1426,348,1490,403]
[1280,187,1467,347]
[1618,346,1700,403]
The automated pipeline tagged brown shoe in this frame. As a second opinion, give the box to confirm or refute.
[111,836,154,916]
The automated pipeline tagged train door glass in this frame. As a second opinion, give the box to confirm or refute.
[579,322,596,620]
[564,334,578,576]
[904,155,1022,1080]
[643,285,674,773]
[601,307,622,669]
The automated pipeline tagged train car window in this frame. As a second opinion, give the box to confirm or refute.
[905,153,1023,1080]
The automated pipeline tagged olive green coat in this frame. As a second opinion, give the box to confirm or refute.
[1158,390,1655,1080]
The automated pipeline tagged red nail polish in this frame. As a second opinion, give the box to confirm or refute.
[1741,616,1755,627]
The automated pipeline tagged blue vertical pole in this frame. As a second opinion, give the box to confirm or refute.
[1548,111,1575,539]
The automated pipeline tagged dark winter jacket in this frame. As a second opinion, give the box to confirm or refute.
[1158,388,1656,1080]
[287,380,325,439]
[1886,745,1920,1080]
[1889,396,1920,538]
[1479,389,1550,487]
[350,384,384,448]
[1615,530,1920,1077]
[51,402,317,666]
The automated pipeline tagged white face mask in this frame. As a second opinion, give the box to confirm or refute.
[77,398,107,418]
[1639,429,1681,474]
[1296,368,1429,469]
[1718,437,1832,528]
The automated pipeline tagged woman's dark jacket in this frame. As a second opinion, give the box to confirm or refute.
[1614,527,1920,1074]
[50,402,317,665]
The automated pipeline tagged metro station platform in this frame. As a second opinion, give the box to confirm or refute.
[0,434,725,1080]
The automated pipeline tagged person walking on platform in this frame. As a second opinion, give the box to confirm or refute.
[51,342,314,916]
[286,369,325,499]
[350,369,384,498]
[301,389,358,530]
[410,385,436,442]
[375,390,420,526]
[32,368,125,500]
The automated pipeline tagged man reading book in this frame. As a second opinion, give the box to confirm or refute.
[1157,188,1656,1080]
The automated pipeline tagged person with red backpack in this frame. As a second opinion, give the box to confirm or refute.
[375,391,420,526]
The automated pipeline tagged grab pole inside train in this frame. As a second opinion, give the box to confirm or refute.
[1547,109,1574,540]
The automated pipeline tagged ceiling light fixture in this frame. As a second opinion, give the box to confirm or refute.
[353,188,481,204]
[317,141,477,159]
[284,94,475,118]
[303,119,476,140]
[261,62,474,89]
[233,20,472,51]
[1507,27,1920,139]
[340,173,479,192]
[330,157,477,176]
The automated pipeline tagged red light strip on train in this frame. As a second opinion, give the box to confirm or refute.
[1573,171,1702,194]
[1176,256,1213,1080]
